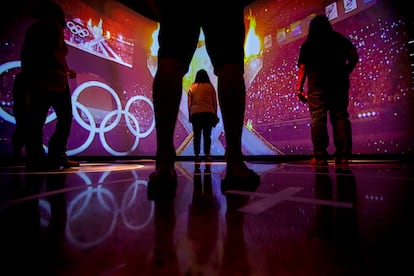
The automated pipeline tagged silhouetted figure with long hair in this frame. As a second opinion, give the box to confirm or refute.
[188,69,219,162]
[21,0,78,170]
[148,0,259,186]
[296,14,359,168]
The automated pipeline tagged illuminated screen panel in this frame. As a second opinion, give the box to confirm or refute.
[0,0,412,157]
[62,1,135,68]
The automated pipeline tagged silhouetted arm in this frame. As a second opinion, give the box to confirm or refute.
[297,63,306,91]
[346,42,359,75]
[296,63,308,102]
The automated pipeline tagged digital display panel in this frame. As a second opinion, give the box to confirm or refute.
[0,0,412,158]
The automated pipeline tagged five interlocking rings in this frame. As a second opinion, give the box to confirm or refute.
[66,21,90,38]
[0,61,155,156]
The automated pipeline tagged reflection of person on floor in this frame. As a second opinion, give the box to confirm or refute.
[150,195,179,276]
[221,184,257,276]
[1,171,68,275]
[11,72,30,163]
[308,169,359,244]
[188,69,219,162]
[187,163,220,273]
[335,169,358,243]
[309,172,335,240]
[21,0,79,170]
[149,0,259,186]
[43,173,68,274]
[1,173,44,274]
[296,14,359,168]
[306,169,360,275]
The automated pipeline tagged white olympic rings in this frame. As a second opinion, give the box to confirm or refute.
[66,21,90,38]
[0,61,155,156]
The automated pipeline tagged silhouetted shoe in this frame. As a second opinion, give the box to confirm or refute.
[310,157,328,167]
[61,159,80,168]
[25,159,49,171]
[48,158,80,170]
[221,166,260,192]
[334,158,350,172]
[205,155,213,162]
[313,166,329,173]
[334,158,349,166]
[25,154,48,171]
[147,168,177,200]
[11,154,26,166]
[195,155,201,162]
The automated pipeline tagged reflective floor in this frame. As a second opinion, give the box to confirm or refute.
[0,158,412,276]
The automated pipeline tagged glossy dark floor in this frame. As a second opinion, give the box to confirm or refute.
[0,158,412,276]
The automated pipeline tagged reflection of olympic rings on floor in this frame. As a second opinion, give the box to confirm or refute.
[0,61,155,156]
[65,170,154,249]
[70,80,155,156]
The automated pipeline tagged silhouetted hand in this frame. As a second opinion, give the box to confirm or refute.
[67,69,76,79]
[296,90,308,103]
[214,116,219,127]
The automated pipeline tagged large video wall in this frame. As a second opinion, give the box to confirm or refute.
[0,0,412,157]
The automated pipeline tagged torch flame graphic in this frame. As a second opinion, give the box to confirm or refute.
[244,10,263,89]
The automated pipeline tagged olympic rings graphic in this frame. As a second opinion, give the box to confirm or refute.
[66,21,90,38]
[70,80,155,156]
[0,61,155,156]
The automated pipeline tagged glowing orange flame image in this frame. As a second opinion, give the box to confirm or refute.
[244,10,263,89]
[244,11,262,63]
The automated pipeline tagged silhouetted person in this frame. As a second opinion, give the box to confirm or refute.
[11,72,29,163]
[296,14,359,168]
[1,170,68,275]
[21,0,79,170]
[148,0,259,186]
[188,69,219,162]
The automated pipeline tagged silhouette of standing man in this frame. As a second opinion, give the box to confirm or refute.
[296,14,359,168]
[21,0,79,170]
[147,0,259,186]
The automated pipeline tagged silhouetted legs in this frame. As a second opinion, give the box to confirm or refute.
[308,88,352,166]
[308,90,329,162]
[25,85,76,170]
[47,85,73,164]
[217,64,257,179]
[191,113,214,157]
[151,58,185,179]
